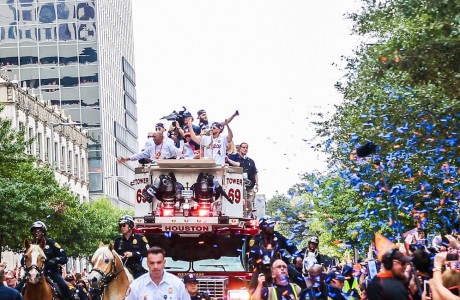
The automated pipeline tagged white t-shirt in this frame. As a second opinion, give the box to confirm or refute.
[201,134,228,165]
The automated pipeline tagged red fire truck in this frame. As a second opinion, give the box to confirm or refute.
[131,159,258,300]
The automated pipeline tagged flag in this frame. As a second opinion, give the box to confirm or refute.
[374,232,398,261]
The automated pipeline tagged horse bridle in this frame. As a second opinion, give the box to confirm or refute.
[91,252,124,289]
[24,253,45,283]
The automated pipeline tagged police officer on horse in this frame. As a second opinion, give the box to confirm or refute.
[114,215,150,278]
[17,221,74,300]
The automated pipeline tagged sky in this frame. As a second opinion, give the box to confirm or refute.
[132,0,361,199]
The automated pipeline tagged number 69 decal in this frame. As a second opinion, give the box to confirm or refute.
[227,188,242,203]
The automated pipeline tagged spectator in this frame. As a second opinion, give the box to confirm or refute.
[366,249,413,300]
[125,246,190,300]
[251,259,302,300]
[4,271,17,289]
[427,251,460,299]
[325,271,348,300]
[298,264,329,300]
[183,274,211,300]
[227,142,258,217]
[0,267,23,300]
[341,265,361,298]
[117,131,182,165]
[186,119,233,166]
[65,274,84,299]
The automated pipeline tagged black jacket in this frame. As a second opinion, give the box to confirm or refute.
[366,272,409,300]
[114,233,149,271]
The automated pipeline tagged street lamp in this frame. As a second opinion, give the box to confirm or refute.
[50,122,81,169]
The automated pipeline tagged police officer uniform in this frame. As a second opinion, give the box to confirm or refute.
[114,215,149,278]
[17,221,73,300]
[248,218,304,292]
[183,274,211,300]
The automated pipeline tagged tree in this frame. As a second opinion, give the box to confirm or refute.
[65,197,133,257]
[0,107,80,256]
[310,0,460,242]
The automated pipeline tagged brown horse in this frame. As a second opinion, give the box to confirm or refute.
[22,238,59,300]
[87,242,133,300]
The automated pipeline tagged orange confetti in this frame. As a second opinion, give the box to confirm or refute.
[379,56,388,62]
[393,144,401,148]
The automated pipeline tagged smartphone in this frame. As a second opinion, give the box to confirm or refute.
[424,280,431,299]
[446,252,459,262]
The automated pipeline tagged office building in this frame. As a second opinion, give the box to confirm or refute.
[0,0,139,209]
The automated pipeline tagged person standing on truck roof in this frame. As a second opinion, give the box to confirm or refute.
[226,142,259,218]
[125,246,191,300]
[185,118,233,166]
[183,274,211,300]
[114,215,149,279]
[195,109,239,134]
[117,131,183,164]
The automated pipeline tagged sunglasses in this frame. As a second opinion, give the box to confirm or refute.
[155,127,163,131]
[212,126,220,130]
[119,223,128,228]
[148,135,154,138]
[5,277,15,280]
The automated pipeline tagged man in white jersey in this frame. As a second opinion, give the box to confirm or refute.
[185,119,233,166]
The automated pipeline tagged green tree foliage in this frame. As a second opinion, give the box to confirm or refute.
[0,106,81,254]
[0,108,133,259]
[65,197,133,257]
[311,0,460,241]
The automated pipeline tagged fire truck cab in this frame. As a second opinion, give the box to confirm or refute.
[132,159,259,300]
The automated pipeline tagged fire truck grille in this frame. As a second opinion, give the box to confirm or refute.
[197,277,228,300]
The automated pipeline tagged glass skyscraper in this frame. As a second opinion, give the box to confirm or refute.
[0,0,139,209]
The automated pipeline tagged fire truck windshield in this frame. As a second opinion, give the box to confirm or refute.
[144,233,251,272]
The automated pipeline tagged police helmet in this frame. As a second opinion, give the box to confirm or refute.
[119,215,135,229]
[309,236,320,245]
[30,221,47,233]
[259,216,276,230]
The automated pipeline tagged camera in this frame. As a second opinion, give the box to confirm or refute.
[446,252,459,262]
[161,106,188,128]
[260,255,273,286]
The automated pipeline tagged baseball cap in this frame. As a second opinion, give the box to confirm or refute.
[211,122,223,129]
[183,111,192,118]
[183,274,197,283]
[382,249,413,265]
[325,271,345,284]
[155,123,165,128]
[197,109,206,116]
[65,274,75,281]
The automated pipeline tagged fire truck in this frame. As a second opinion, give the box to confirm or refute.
[131,159,259,300]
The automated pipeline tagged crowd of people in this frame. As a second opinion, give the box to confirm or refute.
[117,108,259,217]
[4,216,460,300]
